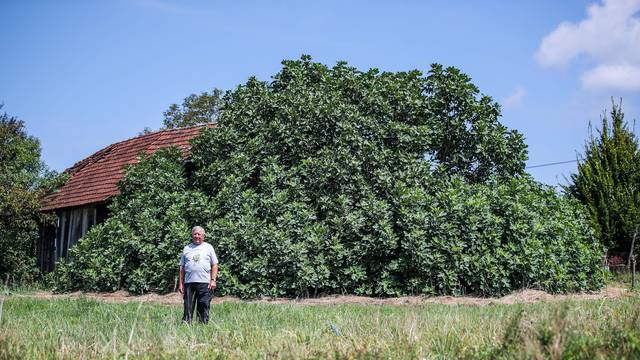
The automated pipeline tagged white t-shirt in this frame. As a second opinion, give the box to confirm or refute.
[179,242,218,284]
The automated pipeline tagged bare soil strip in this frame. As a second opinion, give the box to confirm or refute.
[3,285,632,306]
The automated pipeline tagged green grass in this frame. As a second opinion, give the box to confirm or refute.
[1,295,640,359]
[606,270,639,289]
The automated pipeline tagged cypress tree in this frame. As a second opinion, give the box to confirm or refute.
[568,101,640,252]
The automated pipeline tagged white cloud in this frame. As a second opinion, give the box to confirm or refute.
[502,86,526,108]
[581,64,640,90]
[536,0,640,91]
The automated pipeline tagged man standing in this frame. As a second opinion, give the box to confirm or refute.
[179,226,218,324]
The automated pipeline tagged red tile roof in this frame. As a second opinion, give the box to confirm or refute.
[41,125,210,211]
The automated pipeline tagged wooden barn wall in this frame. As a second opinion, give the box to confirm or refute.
[38,203,109,272]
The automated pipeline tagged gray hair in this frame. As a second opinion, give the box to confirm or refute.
[191,226,205,235]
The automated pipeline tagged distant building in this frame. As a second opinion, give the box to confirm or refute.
[38,125,207,272]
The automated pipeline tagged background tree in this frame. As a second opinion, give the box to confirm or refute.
[0,106,62,284]
[162,88,223,129]
[567,102,640,252]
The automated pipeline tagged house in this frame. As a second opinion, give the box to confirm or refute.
[37,125,208,272]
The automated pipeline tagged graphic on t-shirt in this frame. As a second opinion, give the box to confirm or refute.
[193,254,201,263]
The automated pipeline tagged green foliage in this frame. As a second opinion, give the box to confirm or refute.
[425,64,528,182]
[398,177,603,296]
[188,56,601,297]
[162,88,223,129]
[567,101,640,251]
[0,107,62,284]
[51,147,208,294]
[55,56,604,297]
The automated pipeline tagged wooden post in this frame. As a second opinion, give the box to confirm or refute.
[629,224,638,266]
[632,256,637,290]
[631,224,639,290]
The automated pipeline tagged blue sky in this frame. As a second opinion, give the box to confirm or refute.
[2,0,639,186]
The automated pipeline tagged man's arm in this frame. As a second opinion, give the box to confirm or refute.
[178,265,185,294]
[209,264,218,290]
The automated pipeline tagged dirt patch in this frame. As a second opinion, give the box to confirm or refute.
[3,285,633,306]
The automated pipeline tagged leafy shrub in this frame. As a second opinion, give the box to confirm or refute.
[0,229,40,284]
[398,176,603,296]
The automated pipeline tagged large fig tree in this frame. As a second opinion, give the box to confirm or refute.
[53,56,603,296]
[188,56,601,297]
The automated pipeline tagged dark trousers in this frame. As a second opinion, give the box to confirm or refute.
[182,282,212,324]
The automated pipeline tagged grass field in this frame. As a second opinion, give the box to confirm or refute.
[1,291,640,359]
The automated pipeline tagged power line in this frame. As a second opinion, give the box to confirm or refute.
[525,159,577,169]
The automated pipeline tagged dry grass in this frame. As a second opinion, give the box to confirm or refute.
[3,284,628,307]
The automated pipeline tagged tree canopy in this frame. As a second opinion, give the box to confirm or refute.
[0,106,61,283]
[162,88,223,129]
